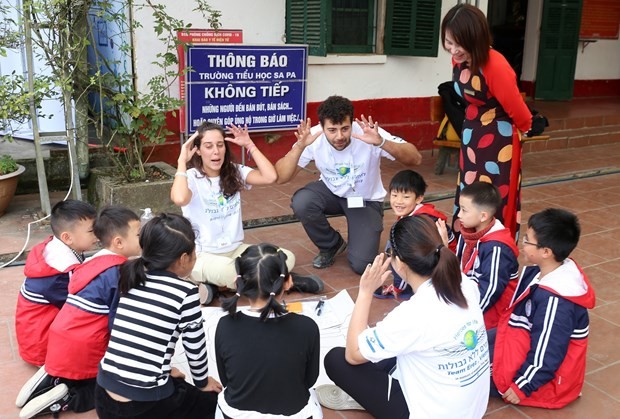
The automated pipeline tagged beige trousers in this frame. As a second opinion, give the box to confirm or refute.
[191,243,295,289]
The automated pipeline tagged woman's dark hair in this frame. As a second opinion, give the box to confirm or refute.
[94,206,139,247]
[119,213,196,294]
[441,4,492,74]
[188,121,244,198]
[390,215,467,308]
[389,170,427,197]
[222,243,289,321]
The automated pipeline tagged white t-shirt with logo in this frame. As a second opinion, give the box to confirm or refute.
[297,122,403,201]
[359,275,490,419]
[182,165,252,254]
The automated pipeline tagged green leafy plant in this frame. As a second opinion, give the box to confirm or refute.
[0,154,18,176]
[3,0,220,182]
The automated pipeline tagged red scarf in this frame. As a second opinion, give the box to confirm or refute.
[459,219,495,273]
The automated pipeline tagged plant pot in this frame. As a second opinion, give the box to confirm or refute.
[0,164,26,217]
[87,161,180,215]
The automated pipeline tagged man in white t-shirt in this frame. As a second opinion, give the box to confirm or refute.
[275,96,422,274]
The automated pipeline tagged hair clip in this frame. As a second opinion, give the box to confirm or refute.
[436,244,445,253]
[235,293,241,297]
[279,274,286,278]
[269,292,276,296]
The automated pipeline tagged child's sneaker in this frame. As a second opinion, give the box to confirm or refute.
[15,366,61,408]
[19,384,70,418]
[373,284,413,300]
[315,384,364,411]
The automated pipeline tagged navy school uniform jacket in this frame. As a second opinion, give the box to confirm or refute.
[456,219,519,329]
[492,259,595,408]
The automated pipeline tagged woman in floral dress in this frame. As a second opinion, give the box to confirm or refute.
[441,4,532,239]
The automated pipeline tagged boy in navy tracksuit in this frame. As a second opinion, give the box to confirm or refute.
[454,182,519,329]
[16,206,141,418]
[373,170,455,299]
[15,200,97,366]
[492,208,595,408]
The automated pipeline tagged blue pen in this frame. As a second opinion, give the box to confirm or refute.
[315,300,324,316]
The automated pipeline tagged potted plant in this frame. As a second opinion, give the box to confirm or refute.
[0,154,26,216]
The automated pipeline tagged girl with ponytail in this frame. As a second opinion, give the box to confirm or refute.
[214,243,322,418]
[321,215,490,418]
[95,213,221,419]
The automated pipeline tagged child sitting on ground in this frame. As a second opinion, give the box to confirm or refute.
[215,243,321,418]
[374,170,455,300]
[453,181,519,329]
[95,213,221,419]
[16,206,141,418]
[15,199,97,366]
[492,208,595,408]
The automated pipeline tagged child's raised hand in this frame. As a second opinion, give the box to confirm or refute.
[202,376,223,393]
[359,253,392,294]
[436,219,450,247]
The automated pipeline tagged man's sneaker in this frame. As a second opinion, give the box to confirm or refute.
[198,283,217,306]
[315,384,364,411]
[290,273,324,294]
[19,384,70,419]
[373,284,413,300]
[312,236,347,269]
[15,366,60,408]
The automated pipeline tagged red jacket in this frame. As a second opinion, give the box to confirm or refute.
[45,254,126,379]
[16,237,80,366]
[493,259,595,408]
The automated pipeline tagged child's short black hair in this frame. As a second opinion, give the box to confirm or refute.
[50,200,97,237]
[528,208,580,262]
[317,95,354,126]
[94,206,140,248]
[389,170,427,196]
[460,182,501,216]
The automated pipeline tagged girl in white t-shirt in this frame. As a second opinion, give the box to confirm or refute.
[320,215,490,419]
[171,122,323,303]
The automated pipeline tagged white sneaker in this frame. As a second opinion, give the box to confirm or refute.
[315,384,364,411]
[19,384,70,419]
[15,366,53,408]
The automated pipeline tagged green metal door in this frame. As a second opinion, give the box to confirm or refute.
[535,0,582,100]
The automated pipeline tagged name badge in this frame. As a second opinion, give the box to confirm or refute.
[217,235,232,248]
[347,196,365,208]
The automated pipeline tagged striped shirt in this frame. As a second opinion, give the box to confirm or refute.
[97,270,208,402]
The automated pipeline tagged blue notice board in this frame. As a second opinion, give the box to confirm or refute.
[186,45,307,132]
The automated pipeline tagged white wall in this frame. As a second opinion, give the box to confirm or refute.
[132,0,618,103]
[575,38,620,79]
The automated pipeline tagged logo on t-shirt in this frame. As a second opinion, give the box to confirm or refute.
[337,166,350,176]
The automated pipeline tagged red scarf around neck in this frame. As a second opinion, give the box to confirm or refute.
[459,218,495,272]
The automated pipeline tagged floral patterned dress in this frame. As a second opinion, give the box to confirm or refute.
[452,49,532,239]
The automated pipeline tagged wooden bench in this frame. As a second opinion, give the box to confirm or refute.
[430,94,549,175]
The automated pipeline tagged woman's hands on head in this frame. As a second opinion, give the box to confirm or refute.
[359,253,392,295]
[179,131,199,165]
[226,123,254,148]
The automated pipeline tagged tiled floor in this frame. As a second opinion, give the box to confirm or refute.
[1,139,620,417]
